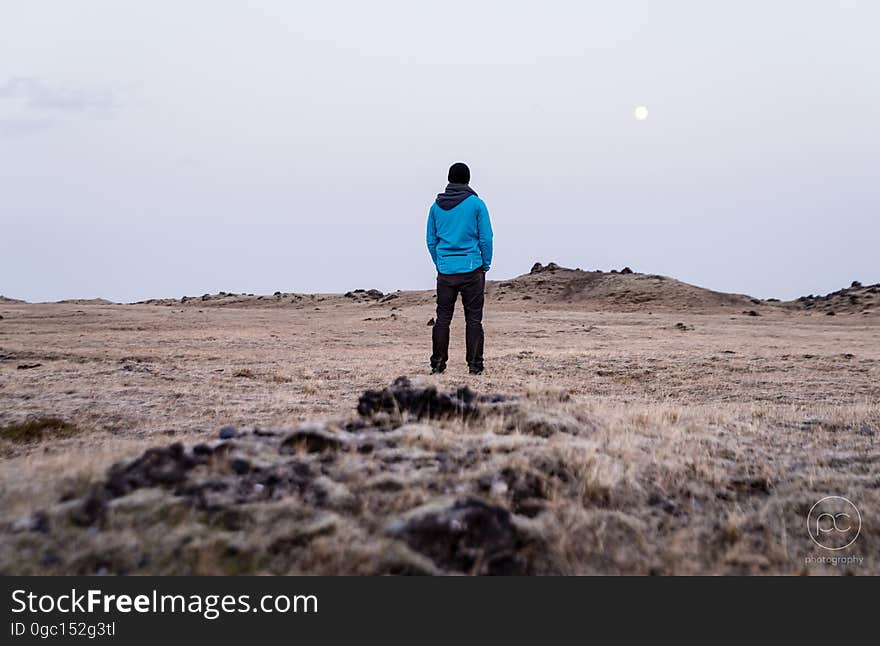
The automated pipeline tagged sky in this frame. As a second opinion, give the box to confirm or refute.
[1,1,878,302]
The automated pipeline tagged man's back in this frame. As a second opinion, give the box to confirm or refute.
[427,191,493,275]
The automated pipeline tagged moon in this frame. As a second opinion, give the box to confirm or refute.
[634,105,649,121]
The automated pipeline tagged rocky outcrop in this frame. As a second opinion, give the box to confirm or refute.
[5,379,595,575]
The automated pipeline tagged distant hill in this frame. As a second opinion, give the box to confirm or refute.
[53,298,114,305]
[790,281,880,316]
[108,264,876,316]
[489,263,764,311]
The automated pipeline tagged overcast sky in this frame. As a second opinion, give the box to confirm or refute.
[2,1,877,302]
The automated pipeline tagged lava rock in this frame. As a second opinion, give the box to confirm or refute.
[103,443,199,498]
[530,262,560,274]
[344,289,385,300]
[229,457,251,475]
[387,497,538,575]
[70,494,107,528]
[357,377,507,421]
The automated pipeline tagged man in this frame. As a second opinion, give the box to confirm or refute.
[426,162,493,375]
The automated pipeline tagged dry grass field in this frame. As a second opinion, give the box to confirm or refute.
[1,267,878,574]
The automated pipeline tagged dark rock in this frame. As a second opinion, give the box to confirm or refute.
[40,552,63,567]
[345,289,384,300]
[648,493,678,515]
[229,458,251,475]
[218,426,239,439]
[104,443,197,498]
[481,468,550,518]
[744,310,760,317]
[14,511,50,534]
[192,443,213,456]
[427,318,435,326]
[852,281,862,288]
[17,363,42,370]
[826,311,836,316]
[388,497,538,575]
[530,262,560,274]
[620,267,633,274]
[70,493,107,528]
[357,377,507,421]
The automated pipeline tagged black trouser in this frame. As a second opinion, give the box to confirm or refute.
[431,268,485,370]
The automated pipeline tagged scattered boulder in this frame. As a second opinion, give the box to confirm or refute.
[386,497,539,575]
[344,289,385,300]
[104,443,199,498]
[620,267,633,274]
[530,262,561,274]
[356,376,508,420]
[218,426,239,439]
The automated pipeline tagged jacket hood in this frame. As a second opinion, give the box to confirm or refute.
[435,183,478,210]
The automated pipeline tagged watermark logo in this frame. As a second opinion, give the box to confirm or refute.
[807,496,861,550]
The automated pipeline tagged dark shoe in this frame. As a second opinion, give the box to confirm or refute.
[431,364,446,374]
[468,366,484,375]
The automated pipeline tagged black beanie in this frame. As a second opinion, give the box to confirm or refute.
[448,162,470,184]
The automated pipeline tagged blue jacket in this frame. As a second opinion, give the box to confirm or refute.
[426,194,493,275]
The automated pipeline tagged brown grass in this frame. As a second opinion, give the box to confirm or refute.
[0,417,79,444]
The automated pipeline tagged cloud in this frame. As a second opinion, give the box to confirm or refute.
[0,77,120,112]
[0,77,123,138]
[0,116,54,138]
